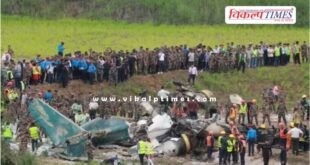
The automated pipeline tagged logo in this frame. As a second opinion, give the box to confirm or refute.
[225,6,296,24]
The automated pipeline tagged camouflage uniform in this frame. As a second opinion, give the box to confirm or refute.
[249,104,258,125]
[86,138,95,161]
[277,102,287,125]
[109,66,118,86]
[142,52,149,74]
[262,101,271,125]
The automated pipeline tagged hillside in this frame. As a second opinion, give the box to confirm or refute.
[2,16,309,57]
[35,63,309,109]
[2,0,309,27]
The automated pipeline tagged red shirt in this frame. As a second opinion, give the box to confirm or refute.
[188,100,198,112]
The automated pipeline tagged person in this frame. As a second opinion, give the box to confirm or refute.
[257,124,268,144]
[187,98,199,119]
[2,121,13,143]
[287,123,303,155]
[60,62,70,88]
[29,122,40,152]
[32,63,41,85]
[279,122,288,148]
[158,50,165,74]
[300,95,309,120]
[246,125,257,156]
[57,42,65,56]
[218,130,227,165]
[137,138,147,165]
[46,62,55,84]
[225,134,236,164]
[229,104,238,123]
[279,145,287,165]
[249,99,258,125]
[238,135,246,165]
[43,89,53,103]
[85,134,95,162]
[87,61,97,85]
[229,121,239,136]
[188,64,198,85]
[277,100,288,125]
[293,41,300,64]
[257,140,272,165]
[205,131,215,160]
[146,138,154,165]
[301,41,308,63]
[292,108,301,126]
[188,48,195,66]
[274,44,281,66]
[238,50,246,73]
[89,99,99,120]
[75,110,87,126]
[238,101,247,124]
[157,86,170,109]
[262,100,271,126]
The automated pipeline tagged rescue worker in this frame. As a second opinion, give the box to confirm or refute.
[229,121,240,136]
[249,99,258,125]
[29,122,40,152]
[277,100,288,125]
[86,134,95,162]
[300,95,309,120]
[218,130,227,165]
[137,138,147,165]
[287,123,303,155]
[2,122,13,143]
[262,100,271,126]
[257,140,272,165]
[229,104,237,124]
[146,138,154,165]
[292,108,301,126]
[225,134,236,164]
[279,145,287,165]
[257,124,268,145]
[238,101,247,124]
[246,125,257,156]
[206,131,215,160]
[279,122,288,149]
[238,135,246,165]
[31,63,41,85]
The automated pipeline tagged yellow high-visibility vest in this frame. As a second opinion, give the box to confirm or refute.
[275,47,281,57]
[138,140,147,154]
[239,104,247,114]
[2,125,13,138]
[147,142,154,155]
[218,136,223,148]
[29,126,39,140]
[21,81,25,91]
[32,66,41,75]
[227,139,236,152]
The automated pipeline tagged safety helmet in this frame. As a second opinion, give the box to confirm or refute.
[220,130,226,135]
[290,122,294,128]
[260,124,266,129]
[302,95,307,98]
[229,134,235,138]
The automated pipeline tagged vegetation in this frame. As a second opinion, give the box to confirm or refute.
[2,0,309,27]
[1,140,39,165]
[2,16,308,58]
[93,64,308,109]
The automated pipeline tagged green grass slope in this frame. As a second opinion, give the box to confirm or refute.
[2,16,309,58]
[70,64,308,109]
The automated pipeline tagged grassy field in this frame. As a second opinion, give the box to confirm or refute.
[2,16,309,58]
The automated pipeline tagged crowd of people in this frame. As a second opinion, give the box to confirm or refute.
[1,41,309,164]
[1,41,309,90]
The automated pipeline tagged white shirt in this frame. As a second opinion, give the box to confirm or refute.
[89,101,99,110]
[2,53,11,63]
[157,89,170,99]
[288,127,303,138]
[188,66,198,75]
[267,48,274,57]
[188,52,195,62]
[159,52,165,61]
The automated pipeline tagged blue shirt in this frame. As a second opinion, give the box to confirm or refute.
[79,60,88,70]
[45,60,52,69]
[40,61,46,71]
[71,59,80,68]
[247,128,257,141]
[44,92,53,102]
[58,44,64,53]
[87,64,96,73]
